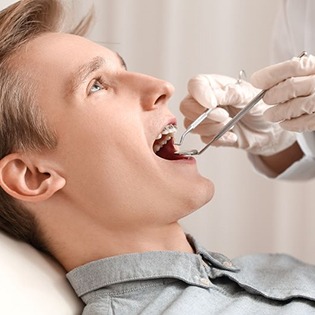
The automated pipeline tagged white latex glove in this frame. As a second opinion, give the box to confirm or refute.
[251,54,315,132]
[180,74,296,156]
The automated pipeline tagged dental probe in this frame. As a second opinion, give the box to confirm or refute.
[174,107,215,146]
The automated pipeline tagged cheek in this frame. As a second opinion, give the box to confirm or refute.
[58,121,149,191]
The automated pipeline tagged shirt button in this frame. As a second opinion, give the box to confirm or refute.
[223,261,233,268]
[202,260,209,268]
[199,277,210,286]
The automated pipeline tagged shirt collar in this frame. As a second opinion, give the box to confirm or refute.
[66,235,238,298]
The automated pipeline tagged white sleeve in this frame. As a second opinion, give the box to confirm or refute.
[270,0,312,63]
[269,0,295,62]
[248,132,315,181]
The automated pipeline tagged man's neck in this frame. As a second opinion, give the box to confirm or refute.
[49,220,193,272]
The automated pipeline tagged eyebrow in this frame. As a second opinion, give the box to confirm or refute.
[66,53,127,97]
[116,53,127,70]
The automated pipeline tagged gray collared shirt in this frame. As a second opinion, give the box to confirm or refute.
[67,235,315,314]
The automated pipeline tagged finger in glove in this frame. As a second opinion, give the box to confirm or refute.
[180,95,229,123]
[264,94,315,122]
[279,112,315,132]
[184,117,231,138]
[263,75,315,105]
[201,131,237,147]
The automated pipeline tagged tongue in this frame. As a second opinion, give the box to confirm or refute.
[156,140,186,160]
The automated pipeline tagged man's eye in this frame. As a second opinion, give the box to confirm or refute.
[89,79,104,94]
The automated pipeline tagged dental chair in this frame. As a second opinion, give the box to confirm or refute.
[0,231,83,315]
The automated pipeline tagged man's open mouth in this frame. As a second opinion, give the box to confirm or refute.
[153,124,188,160]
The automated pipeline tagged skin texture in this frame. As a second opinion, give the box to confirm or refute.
[259,141,304,175]
[0,33,214,271]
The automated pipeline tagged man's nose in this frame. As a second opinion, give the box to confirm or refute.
[125,72,174,110]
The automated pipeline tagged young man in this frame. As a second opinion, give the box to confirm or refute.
[0,1,315,314]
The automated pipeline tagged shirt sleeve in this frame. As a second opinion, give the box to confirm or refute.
[248,132,315,180]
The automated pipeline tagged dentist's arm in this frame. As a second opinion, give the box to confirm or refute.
[259,141,303,175]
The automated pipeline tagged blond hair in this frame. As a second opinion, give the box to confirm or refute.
[0,0,92,253]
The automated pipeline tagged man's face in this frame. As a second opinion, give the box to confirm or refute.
[21,33,214,229]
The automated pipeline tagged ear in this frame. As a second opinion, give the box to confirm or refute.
[0,153,66,202]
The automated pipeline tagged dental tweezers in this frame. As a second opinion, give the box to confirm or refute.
[176,51,307,156]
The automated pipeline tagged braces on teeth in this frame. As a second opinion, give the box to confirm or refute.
[153,124,177,153]
[161,124,177,135]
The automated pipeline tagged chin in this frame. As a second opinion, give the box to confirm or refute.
[194,178,215,208]
[180,177,215,216]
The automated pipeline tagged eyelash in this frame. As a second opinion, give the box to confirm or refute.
[89,76,107,94]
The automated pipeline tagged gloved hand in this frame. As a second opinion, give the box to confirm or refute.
[179,74,296,156]
[251,54,315,132]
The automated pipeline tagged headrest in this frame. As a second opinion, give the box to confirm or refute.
[0,231,83,314]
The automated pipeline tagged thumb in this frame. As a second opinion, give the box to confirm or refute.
[214,82,258,107]
[187,74,219,108]
[188,74,255,108]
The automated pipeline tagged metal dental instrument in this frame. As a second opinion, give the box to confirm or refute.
[176,51,307,156]
[175,107,216,146]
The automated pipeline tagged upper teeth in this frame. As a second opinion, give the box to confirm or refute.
[159,124,177,137]
[163,124,177,134]
[154,124,177,153]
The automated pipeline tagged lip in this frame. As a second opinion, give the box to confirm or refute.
[173,155,197,164]
[159,153,197,165]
